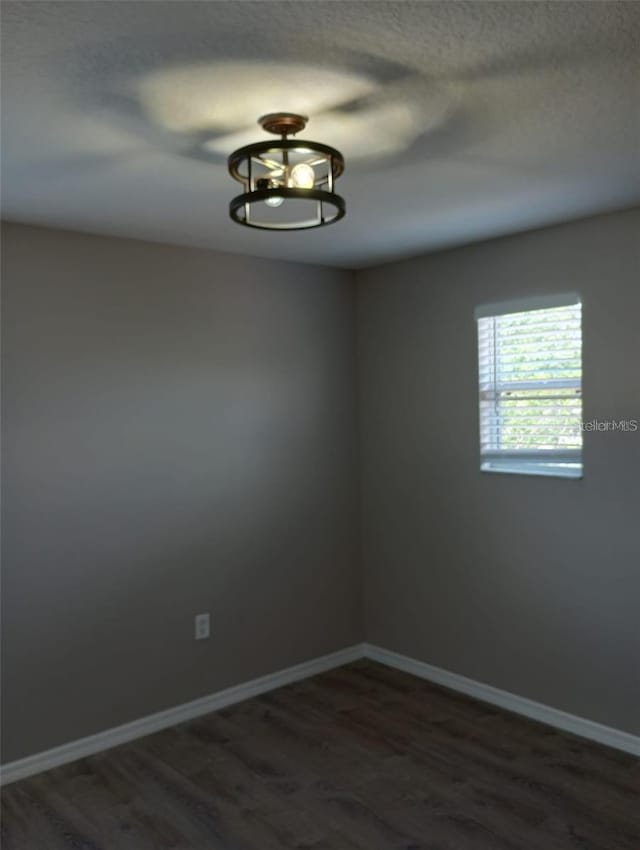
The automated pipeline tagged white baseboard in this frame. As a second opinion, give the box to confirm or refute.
[364,643,640,757]
[0,643,366,786]
[3,640,637,785]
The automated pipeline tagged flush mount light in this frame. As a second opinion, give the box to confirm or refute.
[228,113,345,230]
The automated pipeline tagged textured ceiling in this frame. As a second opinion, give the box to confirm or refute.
[2,1,639,268]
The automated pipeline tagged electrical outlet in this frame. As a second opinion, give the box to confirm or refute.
[194,612,210,640]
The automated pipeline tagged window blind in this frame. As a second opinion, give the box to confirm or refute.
[476,296,583,478]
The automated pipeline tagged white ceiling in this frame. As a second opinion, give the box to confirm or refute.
[2,1,639,268]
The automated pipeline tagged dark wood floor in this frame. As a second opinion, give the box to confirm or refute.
[2,660,639,849]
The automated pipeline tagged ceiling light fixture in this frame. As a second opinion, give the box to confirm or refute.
[228,113,345,230]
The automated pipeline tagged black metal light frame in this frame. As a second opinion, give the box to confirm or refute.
[228,115,346,231]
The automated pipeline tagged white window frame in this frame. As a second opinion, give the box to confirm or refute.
[475,293,583,479]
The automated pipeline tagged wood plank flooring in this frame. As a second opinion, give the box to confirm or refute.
[2,660,639,849]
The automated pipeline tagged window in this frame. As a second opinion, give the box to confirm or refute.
[475,294,583,478]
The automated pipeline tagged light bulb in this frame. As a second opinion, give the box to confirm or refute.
[290,163,315,189]
[256,177,285,207]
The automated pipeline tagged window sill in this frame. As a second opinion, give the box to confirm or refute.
[481,461,583,479]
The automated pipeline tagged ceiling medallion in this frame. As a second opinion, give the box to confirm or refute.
[228,113,345,231]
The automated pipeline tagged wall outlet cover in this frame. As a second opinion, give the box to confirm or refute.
[194,612,210,640]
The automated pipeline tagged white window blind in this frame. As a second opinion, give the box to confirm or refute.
[476,295,583,478]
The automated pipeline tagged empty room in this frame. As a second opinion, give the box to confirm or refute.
[1,2,639,848]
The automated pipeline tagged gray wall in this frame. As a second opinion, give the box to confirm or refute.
[357,209,640,736]
[1,223,362,762]
[3,209,638,765]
